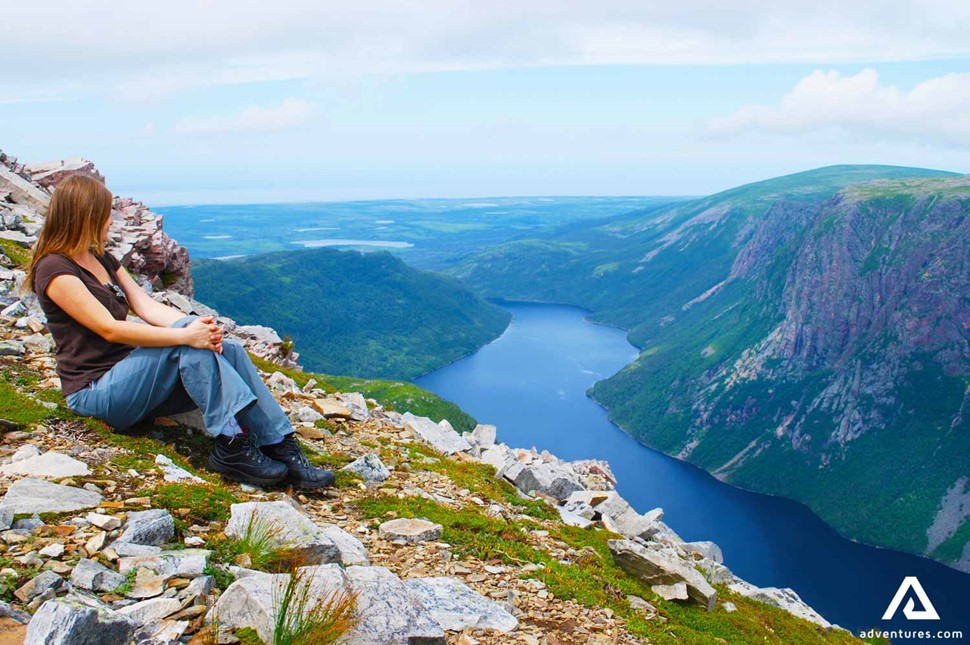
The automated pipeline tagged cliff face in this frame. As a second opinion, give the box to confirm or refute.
[594,176,970,570]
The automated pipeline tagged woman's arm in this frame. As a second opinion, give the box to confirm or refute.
[113,265,190,328]
[45,274,223,351]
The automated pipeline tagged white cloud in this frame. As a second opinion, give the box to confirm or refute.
[2,1,970,101]
[174,98,312,136]
[707,69,970,147]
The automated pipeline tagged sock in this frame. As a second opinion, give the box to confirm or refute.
[219,415,243,437]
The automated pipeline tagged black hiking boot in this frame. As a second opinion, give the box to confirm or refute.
[208,432,289,486]
[261,434,336,489]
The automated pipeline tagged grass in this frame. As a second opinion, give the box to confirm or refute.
[272,568,358,645]
[210,511,299,574]
[0,239,31,267]
[112,569,137,596]
[148,482,239,524]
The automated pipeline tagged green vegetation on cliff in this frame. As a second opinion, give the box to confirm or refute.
[451,165,970,568]
[193,247,511,381]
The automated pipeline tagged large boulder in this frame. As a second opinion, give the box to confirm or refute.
[609,539,717,612]
[114,509,175,546]
[0,478,102,515]
[24,599,136,645]
[402,413,471,455]
[344,566,445,644]
[405,577,518,632]
[509,460,585,502]
[225,501,340,565]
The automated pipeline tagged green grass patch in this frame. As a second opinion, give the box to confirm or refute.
[0,239,31,267]
[147,482,239,524]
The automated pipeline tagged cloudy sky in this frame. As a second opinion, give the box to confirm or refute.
[2,1,969,205]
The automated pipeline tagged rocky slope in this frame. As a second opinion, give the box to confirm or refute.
[0,150,871,643]
[453,165,970,571]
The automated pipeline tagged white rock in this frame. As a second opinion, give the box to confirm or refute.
[11,445,41,463]
[0,452,91,479]
[609,539,716,612]
[24,598,136,645]
[405,577,518,632]
[153,454,204,483]
[402,413,472,455]
[115,597,181,626]
[224,501,340,565]
[0,478,102,515]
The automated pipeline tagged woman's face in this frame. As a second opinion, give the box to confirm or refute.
[100,217,111,245]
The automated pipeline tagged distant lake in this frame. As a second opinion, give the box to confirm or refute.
[415,301,970,641]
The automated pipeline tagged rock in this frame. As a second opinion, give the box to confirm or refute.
[652,582,689,601]
[0,478,102,515]
[0,599,30,624]
[344,566,445,644]
[11,445,40,462]
[0,340,24,356]
[85,531,106,554]
[379,518,442,544]
[153,454,205,483]
[471,424,497,450]
[609,539,716,612]
[682,540,724,564]
[225,501,339,565]
[266,371,297,392]
[509,461,584,503]
[127,569,167,599]
[405,577,518,632]
[318,524,370,566]
[23,598,136,645]
[69,559,126,593]
[569,459,618,490]
[15,570,65,603]
[210,565,348,644]
[115,509,174,546]
[111,542,162,557]
[339,392,370,421]
[118,549,210,579]
[12,515,43,531]
[24,158,104,189]
[312,398,353,419]
[723,601,738,612]
[115,597,181,626]
[21,333,51,355]
[178,575,214,602]
[342,454,391,483]
[0,507,11,531]
[38,544,64,558]
[626,594,657,616]
[85,513,121,531]
[295,405,324,423]
[0,300,27,318]
[0,164,50,212]
[134,619,188,643]
[556,505,593,528]
[0,451,90,479]
[728,579,831,628]
[402,413,472,455]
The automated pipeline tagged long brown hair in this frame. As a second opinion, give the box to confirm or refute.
[26,174,113,294]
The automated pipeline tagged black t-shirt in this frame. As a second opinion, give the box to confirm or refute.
[32,252,134,395]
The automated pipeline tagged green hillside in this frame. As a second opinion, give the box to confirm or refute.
[193,247,511,380]
[450,165,970,569]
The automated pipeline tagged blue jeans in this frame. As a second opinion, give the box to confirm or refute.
[66,316,289,446]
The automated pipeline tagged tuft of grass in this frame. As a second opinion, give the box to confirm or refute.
[113,569,137,596]
[211,511,299,574]
[0,239,30,267]
[273,568,357,645]
[236,626,264,645]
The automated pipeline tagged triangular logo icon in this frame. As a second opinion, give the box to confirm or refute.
[882,576,940,620]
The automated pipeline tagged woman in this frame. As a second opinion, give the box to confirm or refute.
[28,174,333,489]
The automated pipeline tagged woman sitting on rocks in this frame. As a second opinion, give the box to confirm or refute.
[27,174,334,489]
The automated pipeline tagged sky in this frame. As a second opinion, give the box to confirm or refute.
[2,1,969,206]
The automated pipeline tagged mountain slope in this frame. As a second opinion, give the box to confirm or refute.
[193,247,511,380]
[450,166,970,569]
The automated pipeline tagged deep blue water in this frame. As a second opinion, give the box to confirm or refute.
[415,301,970,641]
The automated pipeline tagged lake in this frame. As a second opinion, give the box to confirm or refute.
[415,301,970,640]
